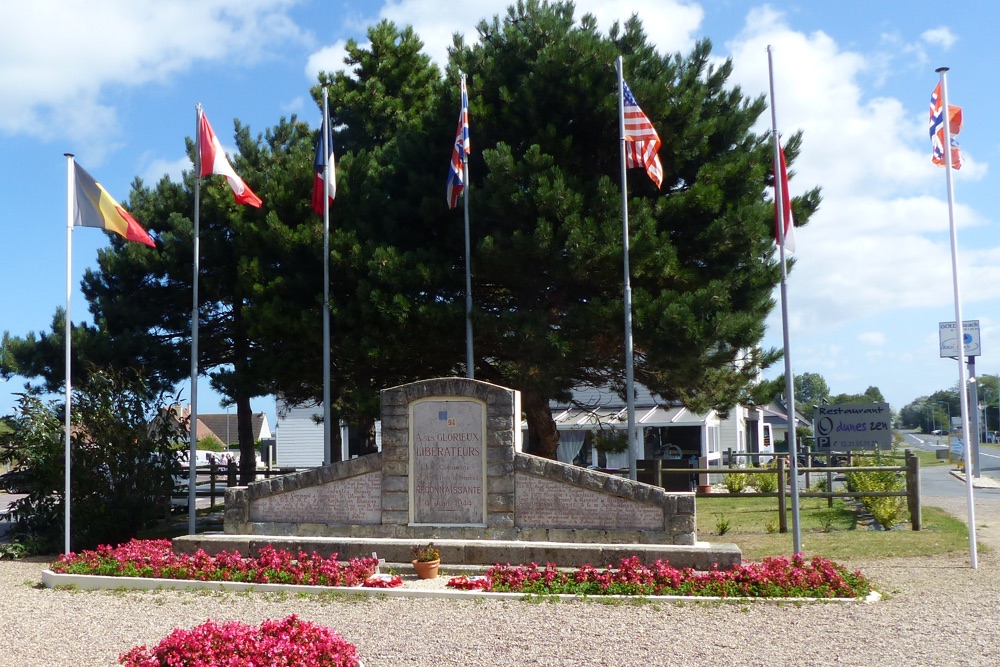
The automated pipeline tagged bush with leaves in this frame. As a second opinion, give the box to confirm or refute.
[749,465,779,493]
[724,471,749,493]
[0,370,183,554]
[844,445,906,530]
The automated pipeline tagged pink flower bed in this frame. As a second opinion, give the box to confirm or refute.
[119,615,360,666]
[52,539,401,589]
[447,554,872,598]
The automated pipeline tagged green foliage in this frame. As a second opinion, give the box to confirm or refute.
[0,539,29,560]
[592,430,628,454]
[794,372,830,420]
[0,370,181,554]
[714,513,731,536]
[749,467,778,493]
[844,447,907,530]
[724,471,749,493]
[197,434,226,452]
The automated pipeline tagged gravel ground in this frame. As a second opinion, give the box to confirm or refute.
[2,495,999,667]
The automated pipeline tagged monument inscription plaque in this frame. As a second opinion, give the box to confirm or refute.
[410,397,486,525]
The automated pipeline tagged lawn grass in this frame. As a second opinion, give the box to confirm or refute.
[697,495,973,561]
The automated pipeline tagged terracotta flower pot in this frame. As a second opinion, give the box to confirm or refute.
[412,559,440,580]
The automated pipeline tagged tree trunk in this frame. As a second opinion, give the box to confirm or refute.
[235,393,256,485]
[523,388,559,459]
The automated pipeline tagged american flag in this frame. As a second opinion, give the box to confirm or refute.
[929,81,962,169]
[623,81,663,188]
[446,77,470,209]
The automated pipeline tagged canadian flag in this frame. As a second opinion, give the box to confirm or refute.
[775,143,795,253]
[199,111,262,208]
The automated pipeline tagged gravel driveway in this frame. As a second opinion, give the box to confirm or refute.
[1,495,998,666]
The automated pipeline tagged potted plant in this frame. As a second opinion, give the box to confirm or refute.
[411,542,441,579]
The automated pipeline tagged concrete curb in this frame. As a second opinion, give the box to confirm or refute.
[40,569,879,604]
[948,470,1000,489]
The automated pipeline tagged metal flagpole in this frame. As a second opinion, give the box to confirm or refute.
[767,45,802,554]
[461,73,474,379]
[937,66,977,568]
[616,56,638,481]
[64,153,75,555]
[189,104,202,535]
[322,87,332,464]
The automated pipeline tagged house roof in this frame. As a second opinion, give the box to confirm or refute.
[760,399,810,428]
[538,384,714,430]
[165,405,271,446]
[197,413,270,445]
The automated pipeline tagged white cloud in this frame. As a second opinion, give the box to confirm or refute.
[725,6,993,344]
[858,331,887,346]
[307,0,704,76]
[141,155,192,186]
[922,27,957,50]
[306,40,350,80]
[0,0,303,156]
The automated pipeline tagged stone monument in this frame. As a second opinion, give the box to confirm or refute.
[175,378,740,569]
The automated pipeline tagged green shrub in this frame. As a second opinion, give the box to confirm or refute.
[750,469,778,493]
[844,447,906,530]
[0,370,181,554]
[197,434,226,452]
[724,471,749,493]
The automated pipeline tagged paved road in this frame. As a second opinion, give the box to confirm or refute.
[903,430,1000,497]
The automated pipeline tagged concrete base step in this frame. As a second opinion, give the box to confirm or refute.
[173,534,741,571]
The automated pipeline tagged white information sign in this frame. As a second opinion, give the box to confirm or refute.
[814,402,892,450]
[939,320,981,358]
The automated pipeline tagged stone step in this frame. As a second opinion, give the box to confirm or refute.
[172,534,740,571]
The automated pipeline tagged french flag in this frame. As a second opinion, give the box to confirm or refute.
[313,109,336,215]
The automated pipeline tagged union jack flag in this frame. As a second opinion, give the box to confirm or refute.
[929,81,962,169]
[446,76,470,209]
[623,81,663,188]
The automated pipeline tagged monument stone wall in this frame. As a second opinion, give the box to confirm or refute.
[223,378,695,545]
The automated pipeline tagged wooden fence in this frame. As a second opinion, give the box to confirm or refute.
[171,465,301,509]
[639,449,921,533]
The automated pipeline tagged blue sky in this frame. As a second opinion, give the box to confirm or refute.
[1,0,996,427]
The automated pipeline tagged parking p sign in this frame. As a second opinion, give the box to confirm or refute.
[814,403,892,451]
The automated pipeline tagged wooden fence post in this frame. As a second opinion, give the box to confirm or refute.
[777,456,787,533]
[209,462,217,508]
[906,449,921,531]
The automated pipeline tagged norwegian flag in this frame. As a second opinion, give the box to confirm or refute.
[623,81,663,188]
[446,77,470,209]
[929,81,962,169]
